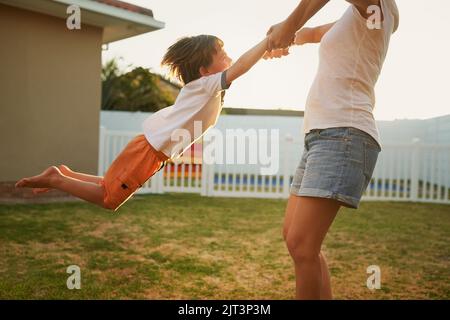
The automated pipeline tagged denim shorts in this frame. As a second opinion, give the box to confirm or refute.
[289,127,381,209]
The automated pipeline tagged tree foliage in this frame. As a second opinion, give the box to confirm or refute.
[101,59,180,112]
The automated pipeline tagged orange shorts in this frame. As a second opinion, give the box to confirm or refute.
[100,134,169,211]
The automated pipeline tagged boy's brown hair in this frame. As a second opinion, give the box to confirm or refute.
[162,35,223,85]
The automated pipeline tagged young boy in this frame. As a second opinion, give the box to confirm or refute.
[15,35,269,211]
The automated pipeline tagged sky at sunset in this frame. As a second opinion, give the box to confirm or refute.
[102,0,450,121]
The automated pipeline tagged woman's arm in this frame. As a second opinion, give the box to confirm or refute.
[294,22,336,45]
[225,38,268,86]
[263,21,335,60]
[266,0,331,51]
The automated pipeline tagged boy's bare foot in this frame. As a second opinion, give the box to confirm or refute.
[31,165,72,194]
[15,166,62,189]
[32,188,50,194]
[32,188,50,195]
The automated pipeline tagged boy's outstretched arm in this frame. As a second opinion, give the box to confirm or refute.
[225,38,268,87]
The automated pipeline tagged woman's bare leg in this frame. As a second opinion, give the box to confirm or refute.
[33,164,103,194]
[16,166,106,208]
[283,194,340,299]
[319,252,332,300]
[283,195,333,299]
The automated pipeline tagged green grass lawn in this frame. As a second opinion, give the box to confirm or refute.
[0,194,449,299]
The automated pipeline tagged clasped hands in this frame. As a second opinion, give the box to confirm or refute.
[264,20,307,60]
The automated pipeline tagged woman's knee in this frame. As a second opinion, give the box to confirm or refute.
[286,234,320,264]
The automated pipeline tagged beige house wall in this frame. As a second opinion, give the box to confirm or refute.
[0,3,103,181]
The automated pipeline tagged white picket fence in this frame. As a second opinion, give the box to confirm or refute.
[98,127,450,205]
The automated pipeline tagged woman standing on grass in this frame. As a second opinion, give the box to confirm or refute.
[264,0,399,299]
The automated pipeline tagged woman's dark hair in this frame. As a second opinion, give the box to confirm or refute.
[161,35,223,84]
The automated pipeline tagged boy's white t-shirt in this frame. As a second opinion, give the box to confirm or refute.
[142,71,230,159]
[303,0,399,149]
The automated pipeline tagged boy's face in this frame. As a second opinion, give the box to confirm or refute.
[201,45,233,76]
